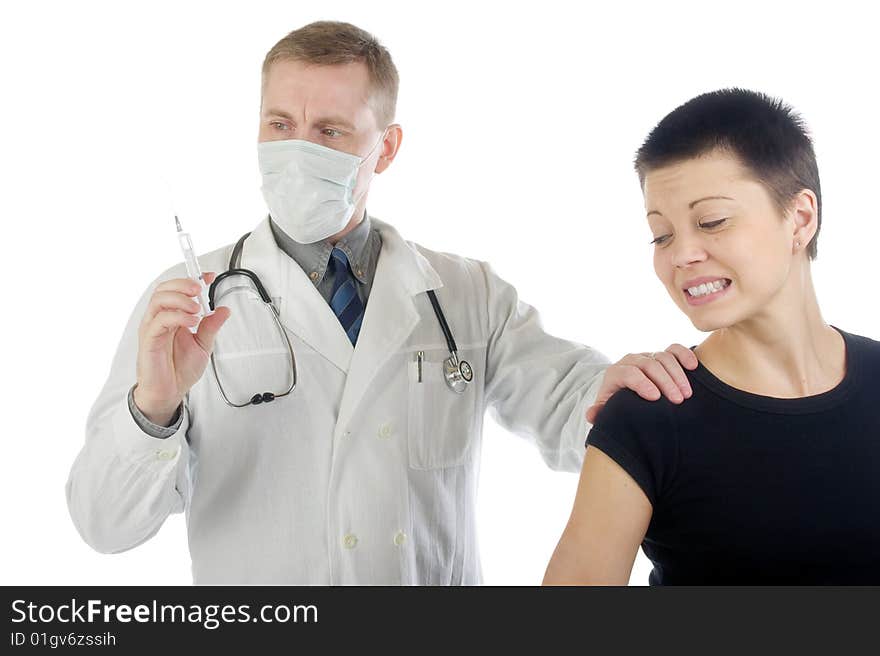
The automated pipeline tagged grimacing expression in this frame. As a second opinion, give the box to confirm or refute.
[643,150,799,332]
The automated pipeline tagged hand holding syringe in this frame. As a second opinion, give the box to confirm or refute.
[175,216,214,332]
[131,180,231,426]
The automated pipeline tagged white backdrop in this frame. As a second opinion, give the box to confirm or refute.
[2,0,877,585]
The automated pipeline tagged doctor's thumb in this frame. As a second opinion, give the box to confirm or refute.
[585,403,604,425]
[194,306,232,353]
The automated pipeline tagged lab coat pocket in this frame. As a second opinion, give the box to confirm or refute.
[407,355,479,470]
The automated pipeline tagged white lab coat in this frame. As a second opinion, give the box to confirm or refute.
[66,217,609,584]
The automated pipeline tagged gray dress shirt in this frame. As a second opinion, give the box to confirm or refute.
[270,211,382,306]
[129,212,383,437]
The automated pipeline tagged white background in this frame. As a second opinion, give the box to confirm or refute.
[2,0,878,585]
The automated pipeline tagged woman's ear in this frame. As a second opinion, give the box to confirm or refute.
[791,189,819,254]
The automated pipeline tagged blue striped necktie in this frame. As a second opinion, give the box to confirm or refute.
[328,247,365,345]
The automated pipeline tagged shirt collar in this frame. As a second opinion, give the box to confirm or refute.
[270,211,374,287]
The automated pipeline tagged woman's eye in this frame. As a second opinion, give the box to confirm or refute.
[651,234,671,246]
[699,218,727,229]
[270,122,289,131]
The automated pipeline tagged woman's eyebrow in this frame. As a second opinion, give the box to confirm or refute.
[689,195,735,209]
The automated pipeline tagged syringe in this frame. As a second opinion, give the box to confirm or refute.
[175,216,214,333]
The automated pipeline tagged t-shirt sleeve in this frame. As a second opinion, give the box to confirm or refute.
[585,389,678,507]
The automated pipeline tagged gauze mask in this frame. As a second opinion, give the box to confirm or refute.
[258,134,383,244]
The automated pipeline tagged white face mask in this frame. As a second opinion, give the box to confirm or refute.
[258,135,383,244]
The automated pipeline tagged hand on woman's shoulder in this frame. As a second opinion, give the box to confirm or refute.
[591,385,680,434]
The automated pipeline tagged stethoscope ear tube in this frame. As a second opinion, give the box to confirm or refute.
[209,268,272,309]
[207,231,297,407]
[209,232,263,310]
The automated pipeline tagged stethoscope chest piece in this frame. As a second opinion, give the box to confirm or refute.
[443,352,473,394]
[459,359,474,383]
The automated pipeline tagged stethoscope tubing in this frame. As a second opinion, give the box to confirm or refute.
[426,289,458,356]
[208,231,472,401]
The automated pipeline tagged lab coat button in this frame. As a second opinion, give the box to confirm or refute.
[343,533,358,549]
[393,531,407,547]
[377,423,394,439]
[344,429,352,438]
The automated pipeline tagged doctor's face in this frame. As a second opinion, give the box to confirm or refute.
[258,59,398,208]
[643,150,800,332]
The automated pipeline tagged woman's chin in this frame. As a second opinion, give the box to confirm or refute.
[687,311,734,333]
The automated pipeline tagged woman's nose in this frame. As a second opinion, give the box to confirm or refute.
[670,234,708,268]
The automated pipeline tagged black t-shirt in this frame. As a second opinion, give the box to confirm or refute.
[586,329,880,585]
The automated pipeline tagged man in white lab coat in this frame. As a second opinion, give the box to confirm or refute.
[66,21,695,584]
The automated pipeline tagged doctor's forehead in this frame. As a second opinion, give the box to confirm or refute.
[261,59,375,123]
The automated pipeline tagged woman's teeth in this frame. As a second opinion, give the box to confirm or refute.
[687,279,730,297]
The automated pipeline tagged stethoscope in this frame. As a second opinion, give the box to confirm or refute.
[206,232,473,407]
[425,290,474,393]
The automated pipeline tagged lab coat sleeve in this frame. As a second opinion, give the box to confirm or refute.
[66,274,192,554]
[477,261,611,473]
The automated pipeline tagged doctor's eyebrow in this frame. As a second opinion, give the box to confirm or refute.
[263,109,357,132]
[264,108,295,121]
[313,115,357,131]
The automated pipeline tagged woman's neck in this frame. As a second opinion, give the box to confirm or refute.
[694,276,846,398]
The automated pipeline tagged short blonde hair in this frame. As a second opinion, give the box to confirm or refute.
[262,21,399,128]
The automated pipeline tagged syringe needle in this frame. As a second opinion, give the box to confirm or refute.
[175,215,183,232]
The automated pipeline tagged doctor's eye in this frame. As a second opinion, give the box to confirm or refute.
[270,121,290,131]
[321,128,343,138]
[650,234,672,246]
[698,218,728,230]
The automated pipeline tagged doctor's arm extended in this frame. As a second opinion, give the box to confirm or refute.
[542,445,652,585]
[478,261,694,472]
[66,273,229,553]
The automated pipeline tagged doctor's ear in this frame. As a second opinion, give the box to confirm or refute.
[375,124,403,174]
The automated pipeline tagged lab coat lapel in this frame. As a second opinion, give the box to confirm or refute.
[336,219,442,430]
[240,219,353,373]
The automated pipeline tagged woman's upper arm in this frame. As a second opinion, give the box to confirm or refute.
[543,445,653,585]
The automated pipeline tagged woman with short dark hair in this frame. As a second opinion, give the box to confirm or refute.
[544,89,880,585]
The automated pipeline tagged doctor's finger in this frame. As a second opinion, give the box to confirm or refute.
[144,291,201,323]
[586,403,604,425]
[664,343,699,370]
[143,310,200,342]
[154,277,203,297]
[193,306,231,354]
[651,350,692,399]
[635,355,684,404]
[612,364,662,402]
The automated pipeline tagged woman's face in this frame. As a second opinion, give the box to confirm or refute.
[643,150,798,332]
